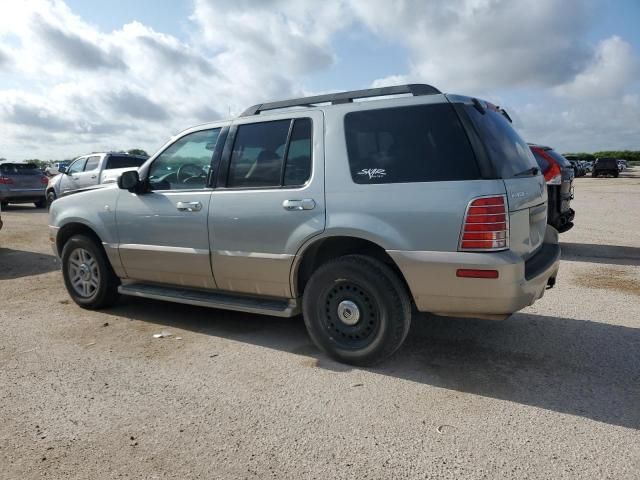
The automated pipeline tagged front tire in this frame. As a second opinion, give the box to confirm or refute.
[61,235,120,309]
[302,255,412,366]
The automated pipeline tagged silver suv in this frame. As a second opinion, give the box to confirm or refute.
[49,84,560,365]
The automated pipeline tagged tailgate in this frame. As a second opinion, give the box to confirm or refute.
[503,176,548,260]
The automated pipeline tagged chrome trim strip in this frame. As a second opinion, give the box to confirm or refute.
[119,244,210,255]
[215,250,294,260]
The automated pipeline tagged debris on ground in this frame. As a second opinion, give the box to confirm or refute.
[436,425,455,434]
[152,331,172,339]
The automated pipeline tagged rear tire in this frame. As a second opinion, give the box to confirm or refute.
[34,199,46,209]
[302,254,412,366]
[592,171,598,177]
[61,235,120,309]
[46,191,56,210]
[1,201,8,209]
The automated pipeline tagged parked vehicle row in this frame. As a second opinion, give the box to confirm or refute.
[49,84,560,365]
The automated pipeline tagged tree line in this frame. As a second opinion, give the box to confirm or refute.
[562,151,640,162]
[0,149,149,168]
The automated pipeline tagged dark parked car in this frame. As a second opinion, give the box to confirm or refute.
[592,157,619,177]
[568,160,586,177]
[0,162,48,208]
[530,144,575,232]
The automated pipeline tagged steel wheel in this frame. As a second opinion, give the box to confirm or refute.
[67,247,100,298]
[322,281,381,350]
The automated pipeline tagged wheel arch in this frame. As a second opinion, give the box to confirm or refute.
[291,235,413,301]
[56,221,104,256]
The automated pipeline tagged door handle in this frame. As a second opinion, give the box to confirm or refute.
[283,199,315,211]
[90,175,97,179]
[176,201,202,212]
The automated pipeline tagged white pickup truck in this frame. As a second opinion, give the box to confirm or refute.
[47,153,147,205]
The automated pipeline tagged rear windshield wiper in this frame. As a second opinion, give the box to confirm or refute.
[513,167,539,177]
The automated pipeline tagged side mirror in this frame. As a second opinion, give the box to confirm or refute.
[118,170,140,192]
[58,166,67,174]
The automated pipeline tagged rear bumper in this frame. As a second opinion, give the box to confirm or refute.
[0,188,46,202]
[388,226,561,319]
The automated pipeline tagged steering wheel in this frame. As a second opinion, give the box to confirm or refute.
[176,163,203,183]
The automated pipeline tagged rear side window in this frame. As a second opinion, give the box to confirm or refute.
[465,106,538,178]
[106,156,146,170]
[84,156,100,171]
[344,104,480,184]
[227,118,312,188]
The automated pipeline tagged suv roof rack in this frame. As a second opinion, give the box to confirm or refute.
[240,83,441,116]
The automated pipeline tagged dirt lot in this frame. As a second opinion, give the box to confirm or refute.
[1,170,639,479]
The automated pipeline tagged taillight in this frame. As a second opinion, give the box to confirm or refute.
[40,176,49,185]
[0,176,14,185]
[459,195,509,251]
[533,147,562,185]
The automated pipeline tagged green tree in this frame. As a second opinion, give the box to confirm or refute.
[127,149,149,157]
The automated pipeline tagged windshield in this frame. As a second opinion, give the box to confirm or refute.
[465,105,538,178]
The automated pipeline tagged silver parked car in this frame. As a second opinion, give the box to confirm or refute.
[0,162,48,208]
[46,152,147,205]
[49,84,560,365]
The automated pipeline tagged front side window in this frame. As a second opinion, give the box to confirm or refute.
[227,118,312,188]
[68,158,87,174]
[345,104,480,184]
[148,129,220,190]
[84,156,100,171]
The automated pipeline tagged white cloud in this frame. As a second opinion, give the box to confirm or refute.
[0,0,638,159]
[554,36,639,99]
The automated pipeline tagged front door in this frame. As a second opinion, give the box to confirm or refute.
[59,157,87,194]
[209,111,325,298]
[116,128,222,289]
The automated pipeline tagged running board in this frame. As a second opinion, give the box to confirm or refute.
[118,283,300,317]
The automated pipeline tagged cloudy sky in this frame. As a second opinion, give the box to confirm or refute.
[0,0,638,161]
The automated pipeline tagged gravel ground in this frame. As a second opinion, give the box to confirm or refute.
[1,170,639,479]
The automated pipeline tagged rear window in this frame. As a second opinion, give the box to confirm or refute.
[465,106,538,178]
[105,155,146,170]
[545,149,571,168]
[0,163,40,175]
[531,150,550,174]
[344,103,480,184]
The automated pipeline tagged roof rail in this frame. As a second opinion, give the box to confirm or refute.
[240,83,441,116]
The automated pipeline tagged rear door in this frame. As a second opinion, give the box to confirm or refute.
[209,111,324,298]
[464,103,547,259]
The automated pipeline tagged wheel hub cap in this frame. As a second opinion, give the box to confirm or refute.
[68,248,100,298]
[79,264,91,281]
[337,300,360,325]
